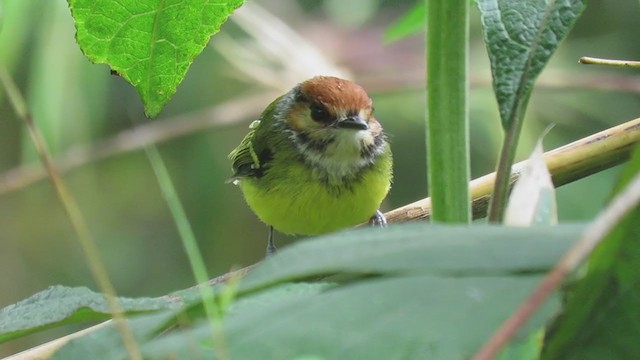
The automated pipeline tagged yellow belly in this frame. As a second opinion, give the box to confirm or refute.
[238,154,392,235]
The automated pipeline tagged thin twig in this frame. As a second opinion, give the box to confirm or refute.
[579,56,640,68]
[0,92,276,196]
[0,67,142,360]
[473,172,640,360]
[3,321,113,360]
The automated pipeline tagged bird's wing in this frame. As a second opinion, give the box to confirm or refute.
[228,120,264,180]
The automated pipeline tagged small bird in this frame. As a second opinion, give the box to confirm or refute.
[228,76,392,255]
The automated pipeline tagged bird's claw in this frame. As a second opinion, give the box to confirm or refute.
[266,226,277,257]
[369,210,387,228]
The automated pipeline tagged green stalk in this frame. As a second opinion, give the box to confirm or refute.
[144,145,228,358]
[426,0,470,222]
[0,66,142,360]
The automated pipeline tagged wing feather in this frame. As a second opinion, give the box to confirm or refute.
[228,120,263,179]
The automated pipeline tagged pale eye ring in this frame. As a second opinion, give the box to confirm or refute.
[310,104,333,123]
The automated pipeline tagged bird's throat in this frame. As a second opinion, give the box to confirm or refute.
[295,129,383,185]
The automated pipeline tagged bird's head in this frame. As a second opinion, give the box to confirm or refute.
[274,76,387,182]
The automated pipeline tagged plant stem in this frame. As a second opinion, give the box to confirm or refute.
[0,66,142,360]
[385,116,640,223]
[426,0,470,222]
[143,144,228,359]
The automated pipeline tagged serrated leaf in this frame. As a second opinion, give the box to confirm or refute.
[0,285,178,344]
[505,139,557,226]
[383,2,425,43]
[542,146,640,360]
[476,0,587,129]
[66,0,244,117]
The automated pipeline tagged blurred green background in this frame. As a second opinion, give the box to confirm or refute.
[1,0,639,355]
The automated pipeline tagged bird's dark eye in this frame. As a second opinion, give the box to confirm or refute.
[310,104,333,123]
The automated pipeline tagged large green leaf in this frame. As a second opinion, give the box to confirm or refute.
[0,285,178,344]
[240,224,582,290]
[476,0,587,129]
[50,224,584,359]
[66,0,244,117]
[139,275,558,359]
[542,146,640,359]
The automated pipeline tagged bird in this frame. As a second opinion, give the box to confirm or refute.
[228,76,393,255]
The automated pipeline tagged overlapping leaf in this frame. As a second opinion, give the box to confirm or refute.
[47,224,584,359]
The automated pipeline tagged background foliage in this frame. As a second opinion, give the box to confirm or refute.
[1,0,640,356]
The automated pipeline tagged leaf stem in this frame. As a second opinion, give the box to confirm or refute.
[486,93,530,222]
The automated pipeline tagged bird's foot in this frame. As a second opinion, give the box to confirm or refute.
[266,226,277,257]
[369,209,387,228]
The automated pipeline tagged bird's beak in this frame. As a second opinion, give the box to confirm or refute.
[336,115,369,130]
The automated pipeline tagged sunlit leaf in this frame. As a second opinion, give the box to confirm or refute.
[66,0,244,117]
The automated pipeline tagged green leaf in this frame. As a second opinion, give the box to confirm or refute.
[240,223,583,290]
[66,0,244,117]
[476,0,587,129]
[499,329,544,360]
[542,146,640,360]
[56,276,559,360]
[51,311,176,360]
[140,275,559,359]
[0,285,178,344]
[51,224,584,359]
[383,3,425,43]
[52,282,332,360]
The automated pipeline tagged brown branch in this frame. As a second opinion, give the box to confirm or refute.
[385,116,640,223]
[3,322,113,360]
